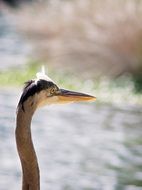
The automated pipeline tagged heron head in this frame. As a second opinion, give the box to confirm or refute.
[18,68,96,111]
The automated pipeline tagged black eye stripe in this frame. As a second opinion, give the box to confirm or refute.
[18,79,56,110]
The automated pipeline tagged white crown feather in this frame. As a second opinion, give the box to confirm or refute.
[36,66,53,82]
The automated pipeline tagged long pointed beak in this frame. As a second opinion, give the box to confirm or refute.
[57,89,96,104]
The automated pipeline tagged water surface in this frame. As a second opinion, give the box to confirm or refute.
[0,13,31,70]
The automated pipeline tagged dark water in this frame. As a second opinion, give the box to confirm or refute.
[0,89,142,190]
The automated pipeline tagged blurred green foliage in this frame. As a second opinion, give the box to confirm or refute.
[0,61,39,86]
[133,74,142,93]
[0,61,142,105]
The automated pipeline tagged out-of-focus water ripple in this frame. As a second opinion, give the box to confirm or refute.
[0,89,142,190]
[0,13,31,70]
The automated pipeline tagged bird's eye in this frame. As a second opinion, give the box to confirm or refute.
[50,88,56,95]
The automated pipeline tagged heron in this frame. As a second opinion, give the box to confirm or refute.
[16,67,96,190]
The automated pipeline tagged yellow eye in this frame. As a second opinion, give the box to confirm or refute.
[50,88,56,95]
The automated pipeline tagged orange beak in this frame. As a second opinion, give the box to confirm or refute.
[57,89,96,104]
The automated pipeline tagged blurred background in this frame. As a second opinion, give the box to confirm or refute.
[0,0,142,190]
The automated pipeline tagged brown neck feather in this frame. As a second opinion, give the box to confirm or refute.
[16,104,40,190]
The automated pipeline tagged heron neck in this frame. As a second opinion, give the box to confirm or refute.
[16,106,40,190]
